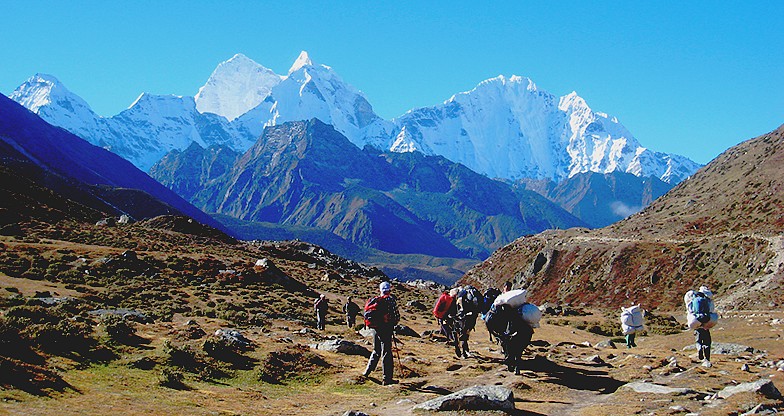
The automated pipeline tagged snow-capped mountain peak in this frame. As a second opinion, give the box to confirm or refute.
[289,50,314,74]
[194,53,283,121]
[10,73,93,116]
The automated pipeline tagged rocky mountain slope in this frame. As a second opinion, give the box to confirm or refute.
[152,119,585,259]
[463,124,784,310]
[0,93,223,230]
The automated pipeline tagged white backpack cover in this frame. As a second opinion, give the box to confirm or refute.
[493,289,528,308]
[517,302,542,328]
[620,305,645,334]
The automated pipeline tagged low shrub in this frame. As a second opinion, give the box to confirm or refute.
[101,314,136,342]
[258,344,330,384]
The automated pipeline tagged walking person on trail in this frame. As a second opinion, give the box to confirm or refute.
[452,285,482,359]
[686,286,717,368]
[362,281,401,385]
[343,296,360,329]
[314,294,329,330]
[433,288,457,343]
[620,304,645,348]
[485,302,533,375]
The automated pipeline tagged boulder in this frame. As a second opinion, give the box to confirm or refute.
[310,339,370,357]
[214,328,252,348]
[412,385,515,412]
[620,381,696,396]
[394,324,421,338]
[718,379,782,400]
[407,300,427,310]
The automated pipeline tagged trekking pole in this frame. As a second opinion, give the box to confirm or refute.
[392,333,407,378]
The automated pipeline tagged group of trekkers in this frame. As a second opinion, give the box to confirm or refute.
[313,282,401,385]
[433,281,539,374]
[312,280,717,385]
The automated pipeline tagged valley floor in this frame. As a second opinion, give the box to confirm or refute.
[1,308,782,416]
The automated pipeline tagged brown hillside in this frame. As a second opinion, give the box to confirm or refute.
[463,125,784,311]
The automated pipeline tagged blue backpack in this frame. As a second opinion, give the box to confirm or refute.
[692,293,711,322]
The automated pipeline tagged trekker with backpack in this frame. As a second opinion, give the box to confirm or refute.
[343,296,360,329]
[362,281,401,385]
[314,294,329,330]
[687,286,717,368]
[453,285,482,359]
[485,303,533,374]
[433,288,457,343]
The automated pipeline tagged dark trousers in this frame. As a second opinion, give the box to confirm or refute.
[504,324,533,372]
[695,328,711,360]
[625,333,636,347]
[439,318,454,342]
[316,311,326,330]
[346,314,356,328]
[364,327,394,382]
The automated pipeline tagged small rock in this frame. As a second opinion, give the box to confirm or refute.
[586,355,605,364]
[343,412,369,416]
[741,363,750,371]
[596,340,617,349]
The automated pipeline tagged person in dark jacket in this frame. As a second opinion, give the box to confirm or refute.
[362,281,401,385]
[343,296,360,328]
[314,294,329,330]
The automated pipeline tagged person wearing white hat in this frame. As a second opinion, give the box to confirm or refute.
[362,281,400,385]
[694,286,715,367]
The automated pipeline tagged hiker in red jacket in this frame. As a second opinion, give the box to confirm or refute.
[362,281,400,385]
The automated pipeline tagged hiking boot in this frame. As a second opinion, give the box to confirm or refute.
[702,360,712,368]
[463,351,473,358]
[382,379,398,386]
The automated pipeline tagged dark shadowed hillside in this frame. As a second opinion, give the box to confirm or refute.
[0,93,224,231]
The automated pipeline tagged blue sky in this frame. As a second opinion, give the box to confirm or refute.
[1,1,781,165]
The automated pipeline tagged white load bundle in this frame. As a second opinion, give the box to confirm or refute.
[684,290,695,313]
[620,305,645,334]
[493,289,528,308]
[517,302,542,328]
[686,312,719,329]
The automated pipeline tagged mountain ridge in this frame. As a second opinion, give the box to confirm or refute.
[10,53,700,184]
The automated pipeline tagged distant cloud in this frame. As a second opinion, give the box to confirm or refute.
[610,201,641,218]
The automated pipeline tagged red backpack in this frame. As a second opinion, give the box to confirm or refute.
[433,293,454,319]
[364,295,392,328]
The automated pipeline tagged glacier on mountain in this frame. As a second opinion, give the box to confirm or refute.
[9,52,701,183]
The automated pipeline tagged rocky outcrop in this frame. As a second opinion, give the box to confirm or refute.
[412,385,515,412]
[718,379,782,400]
[310,339,370,357]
